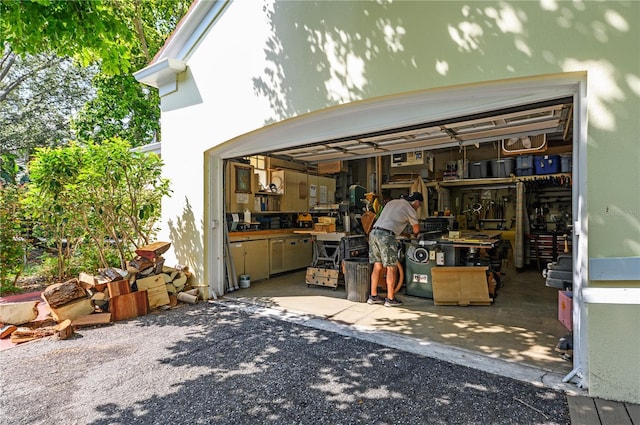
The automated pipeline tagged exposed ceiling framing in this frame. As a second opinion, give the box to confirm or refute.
[255,98,573,165]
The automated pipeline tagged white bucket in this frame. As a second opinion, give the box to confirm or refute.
[239,275,251,289]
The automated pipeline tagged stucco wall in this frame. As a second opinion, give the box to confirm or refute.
[156,0,639,402]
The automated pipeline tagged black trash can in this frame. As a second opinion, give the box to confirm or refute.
[342,258,372,302]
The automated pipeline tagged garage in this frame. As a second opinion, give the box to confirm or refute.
[209,78,585,377]
[133,0,640,403]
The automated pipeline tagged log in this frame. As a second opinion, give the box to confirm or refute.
[107,280,131,298]
[71,313,112,328]
[0,301,39,325]
[135,241,171,260]
[172,272,188,291]
[45,298,95,322]
[56,319,74,340]
[110,291,148,321]
[153,256,165,274]
[135,275,170,309]
[102,268,126,282]
[91,291,107,301]
[129,256,155,273]
[78,272,97,289]
[1,324,17,339]
[94,275,110,292]
[41,278,86,308]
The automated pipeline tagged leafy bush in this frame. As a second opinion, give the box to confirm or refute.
[22,138,171,279]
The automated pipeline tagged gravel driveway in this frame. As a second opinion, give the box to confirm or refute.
[0,300,570,424]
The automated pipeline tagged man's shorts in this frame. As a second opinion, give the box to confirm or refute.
[369,228,398,267]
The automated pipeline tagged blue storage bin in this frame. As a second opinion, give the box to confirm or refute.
[535,155,560,175]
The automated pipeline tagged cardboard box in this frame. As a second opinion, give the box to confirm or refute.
[558,290,573,330]
[317,161,343,174]
[313,223,336,232]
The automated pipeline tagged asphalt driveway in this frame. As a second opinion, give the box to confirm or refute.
[0,300,570,424]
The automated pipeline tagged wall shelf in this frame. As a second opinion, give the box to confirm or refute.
[382,173,571,190]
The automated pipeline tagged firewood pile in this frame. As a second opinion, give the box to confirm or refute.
[0,242,201,345]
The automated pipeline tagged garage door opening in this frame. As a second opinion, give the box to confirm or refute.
[208,73,586,377]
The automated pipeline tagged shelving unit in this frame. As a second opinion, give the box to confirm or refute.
[381,173,572,190]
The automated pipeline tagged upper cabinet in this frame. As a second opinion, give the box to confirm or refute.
[269,170,337,212]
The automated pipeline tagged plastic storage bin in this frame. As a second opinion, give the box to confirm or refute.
[561,154,572,173]
[469,160,489,179]
[342,258,372,302]
[516,155,534,169]
[490,158,515,178]
[515,155,534,176]
[535,155,560,175]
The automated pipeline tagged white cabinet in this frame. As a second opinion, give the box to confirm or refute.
[230,239,269,282]
[285,236,313,270]
[270,170,337,211]
[270,236,313,275]
[270,169,308,212]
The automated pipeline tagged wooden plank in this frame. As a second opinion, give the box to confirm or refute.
[135,241,171,260]
[0,324,17,339]
[431,266,492,306]
[595,398,632,425]
[567,395,601,425]
[107,280,131,298]
[46,298,95,322]
[71,313,112,328]
[626,403,640,424]
[0,301,39,325]
[135,275,170,309]
[110,291,148,321]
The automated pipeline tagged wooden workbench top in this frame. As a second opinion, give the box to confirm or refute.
[229,228,313,240]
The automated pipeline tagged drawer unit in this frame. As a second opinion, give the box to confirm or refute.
[529,233,572,266]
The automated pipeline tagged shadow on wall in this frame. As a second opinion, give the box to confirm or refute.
[254,0,635,133]
[167,197,204,282]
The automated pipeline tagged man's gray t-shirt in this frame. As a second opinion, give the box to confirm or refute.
[373,199,419,235]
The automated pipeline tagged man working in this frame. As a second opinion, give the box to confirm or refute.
[367,191,423,307]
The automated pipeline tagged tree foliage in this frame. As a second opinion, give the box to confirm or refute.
[1,0,135,75]
[0,0,191,151]
[72,73,160,146]
[0,46,97,155]
[22,139,171,278]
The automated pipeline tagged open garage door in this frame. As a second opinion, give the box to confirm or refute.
[207,73,587,385]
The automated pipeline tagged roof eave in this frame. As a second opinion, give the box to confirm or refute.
[134,57,187,96]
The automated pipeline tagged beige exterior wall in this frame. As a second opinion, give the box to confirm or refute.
[152,1,639,402]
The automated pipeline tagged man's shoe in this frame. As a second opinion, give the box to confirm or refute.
[384,297,403,307]
[367,295,383,305]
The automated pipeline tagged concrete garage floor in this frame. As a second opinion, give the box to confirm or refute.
[224,267,573,377]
